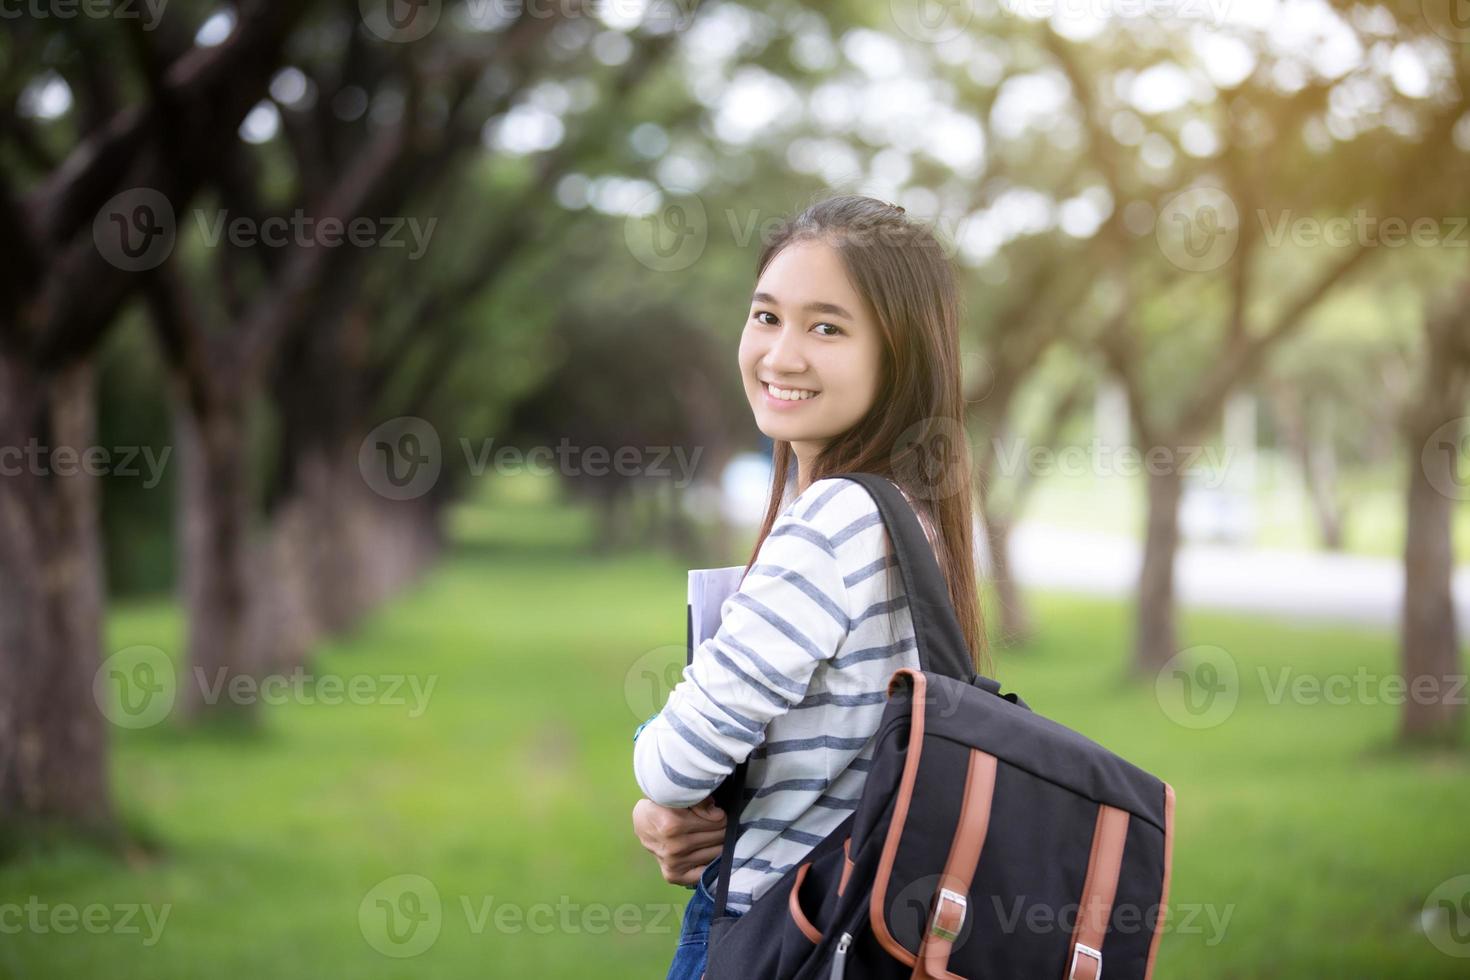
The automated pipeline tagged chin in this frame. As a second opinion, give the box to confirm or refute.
[757,421,803,442]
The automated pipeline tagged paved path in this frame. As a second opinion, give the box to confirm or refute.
[1004,521,1470,629]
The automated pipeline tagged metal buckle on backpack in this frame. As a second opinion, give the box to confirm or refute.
[928,888,967,943]
[1068,942,1102,980]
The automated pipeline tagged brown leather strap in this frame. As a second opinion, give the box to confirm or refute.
[1143,783,1175,978]
[1064,805,1130,980]
[870,669,929,966]
[838,837,854,897]
[789,862,823,944]
[912,748,998,979]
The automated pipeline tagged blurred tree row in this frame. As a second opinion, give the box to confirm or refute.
[2,0,1467,845]
[0,0,743,838]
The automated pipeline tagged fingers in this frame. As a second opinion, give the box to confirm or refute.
[668,865,702,887]
[653,805,724,842]
[685,844,724,867]
[665,844,726,886]
[689,798,726,824]
[665,827,727,858]
[634,795,733,887]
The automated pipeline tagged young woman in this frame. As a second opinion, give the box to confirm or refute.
[630,193,988,980]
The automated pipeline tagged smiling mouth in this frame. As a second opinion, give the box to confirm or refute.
[762,381,820,402]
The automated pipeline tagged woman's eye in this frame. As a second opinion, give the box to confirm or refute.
[750,312,841,336]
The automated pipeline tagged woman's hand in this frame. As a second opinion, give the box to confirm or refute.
[631,795,728,886]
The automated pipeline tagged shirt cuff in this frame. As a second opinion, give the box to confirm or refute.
[632,710,659,745]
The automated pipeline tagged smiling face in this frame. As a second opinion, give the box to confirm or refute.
[738,238,885,486]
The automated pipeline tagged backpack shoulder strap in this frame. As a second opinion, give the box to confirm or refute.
[838,472,977,685]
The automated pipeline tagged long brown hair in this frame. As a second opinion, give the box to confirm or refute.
[739,193,989,676]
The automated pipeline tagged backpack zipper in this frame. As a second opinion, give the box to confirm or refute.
[829,931,852,979]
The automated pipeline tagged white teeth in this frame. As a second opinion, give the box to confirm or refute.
[767,383,817,401]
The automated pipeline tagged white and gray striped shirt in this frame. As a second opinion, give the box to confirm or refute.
[632,476,938,913]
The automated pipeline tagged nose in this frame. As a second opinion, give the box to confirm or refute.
[763,321,807,376]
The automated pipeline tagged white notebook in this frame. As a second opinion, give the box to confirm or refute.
[686,565,746,666]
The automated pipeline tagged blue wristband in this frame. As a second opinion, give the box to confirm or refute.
[632,711,659,745]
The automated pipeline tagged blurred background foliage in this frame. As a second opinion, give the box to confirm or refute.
[2,0,1469,976]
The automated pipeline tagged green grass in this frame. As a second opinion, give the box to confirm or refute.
[1,481,1467,978]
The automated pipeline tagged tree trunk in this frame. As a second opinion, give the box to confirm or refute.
[298,446,376,634]
[972,424,1035,649]
[1133,461,1184,676]
[176,394,257,721]
[1397,286,1470,745]
[249,489,324,673]
[1302,437,1345,551]
[980,508,1033,647]
[0,356,111,832]
[1399,426,1464,743]
[1267,381,1346,551]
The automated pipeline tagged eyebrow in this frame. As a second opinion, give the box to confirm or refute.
[751,291,854,321]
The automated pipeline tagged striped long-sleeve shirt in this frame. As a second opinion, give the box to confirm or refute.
[632,476,940,914]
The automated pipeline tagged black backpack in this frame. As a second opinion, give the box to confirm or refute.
[702,472,1176,980]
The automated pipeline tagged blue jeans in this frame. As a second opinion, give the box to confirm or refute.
[665,858,745,980]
